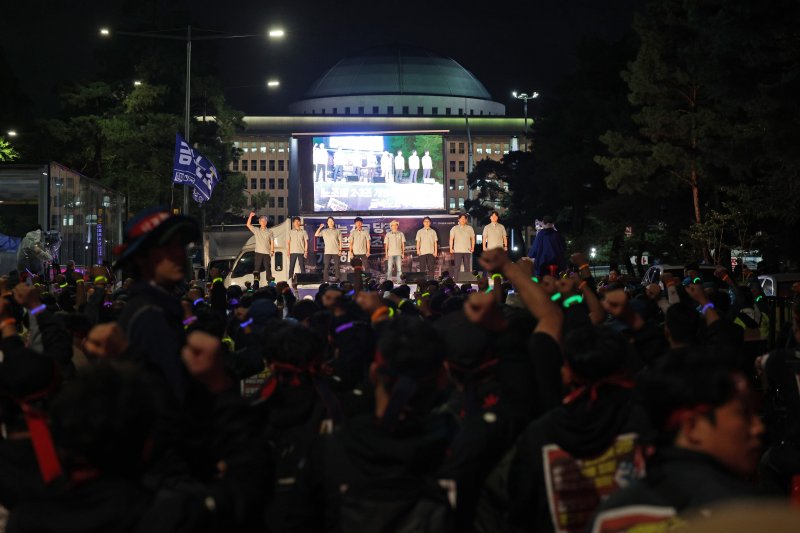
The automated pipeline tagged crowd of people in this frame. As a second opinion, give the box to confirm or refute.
[0,206,799,532]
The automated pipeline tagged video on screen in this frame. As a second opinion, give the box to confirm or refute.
[312,134,444,212]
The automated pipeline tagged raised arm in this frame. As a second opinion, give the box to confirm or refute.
[314,223,324,237]
[480,249,563,344]
[246,211,255,232]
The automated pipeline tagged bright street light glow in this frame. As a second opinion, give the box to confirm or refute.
[267,80,280,87]
[268,29,285,38]
[99,28,110,36]
[512,91,517,98]
[133,80,142,86]
[6,130,17,137]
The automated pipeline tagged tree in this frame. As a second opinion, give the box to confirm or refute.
[249,191,271,212]
[0,138,19,162]
[595,0,736,260]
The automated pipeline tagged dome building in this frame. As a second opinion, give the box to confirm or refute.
[288,46,505,117]
[229,45,527,223]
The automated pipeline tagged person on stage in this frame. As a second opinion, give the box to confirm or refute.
[384,220,406,283]
[287,216,308,281]
[332,148,345,181]
[449,214,475,274]
[314,143,327,182]
[415,216,438,280]
[482,211,508,252]
[394,150,405,182]
[246,212,274,283]
[366,152,378,182]
[349,217,371,271]
[315,217,342,282]
[381,151,393,182]
[421,150,433,181]
[408,150,420,182]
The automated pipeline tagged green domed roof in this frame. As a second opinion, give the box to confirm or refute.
[304,46,493,100]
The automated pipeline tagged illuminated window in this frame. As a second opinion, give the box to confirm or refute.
[449,179,455,191]
[250,178,257,189]
[504,144,510,154]
[458,179,465,191]
[278,160,285,171]
[449,198,456,209]
[62,215,74,226]
[269,178,275,189]
[260,144,267,153]
[458,198,465,209]
[476,145,483,154]
[486,146,492,154]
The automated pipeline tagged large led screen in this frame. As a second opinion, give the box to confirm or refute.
[311,135,444,212]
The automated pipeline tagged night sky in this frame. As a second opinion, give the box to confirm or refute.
[1,0,638,119]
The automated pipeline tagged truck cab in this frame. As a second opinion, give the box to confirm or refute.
[225,219,291,287]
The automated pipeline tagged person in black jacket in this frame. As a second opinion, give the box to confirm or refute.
[112,207,200,403]
[588,351,764,532]
[501,326,650,533]
[290,316,456,533]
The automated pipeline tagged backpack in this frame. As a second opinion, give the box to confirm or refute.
[339,475,456,533]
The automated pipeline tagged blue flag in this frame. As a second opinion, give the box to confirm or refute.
[172,133,220,204]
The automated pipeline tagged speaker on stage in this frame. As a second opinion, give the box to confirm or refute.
[401,272,428,284]
[455,271,478,283]
[294,272,322,284]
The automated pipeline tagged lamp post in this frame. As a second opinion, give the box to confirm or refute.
[99,25,284,214]
[511,91,539,151]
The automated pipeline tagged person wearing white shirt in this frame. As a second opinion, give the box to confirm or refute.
[314,143,327,182]
[366,152,378,181]
[332,148,345,181]
[482,211,508,251]
[408,150,420,183]
[415,216,438,279]
[384,220,406,282]
[381,151,393,182]
[421,150,433,181]
[394,151,405,182]
[449,213,475,274]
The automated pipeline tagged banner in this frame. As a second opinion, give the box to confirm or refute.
[172,133,219,204]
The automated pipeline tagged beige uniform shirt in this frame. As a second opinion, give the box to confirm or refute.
[416,227,438,255]
[350,228,370,255]
[384,231,406,256]
[320,228,341,255]
[482,223,507,250]
[450,224,475,253]
[288,228,307,254]
[248,226,273,254]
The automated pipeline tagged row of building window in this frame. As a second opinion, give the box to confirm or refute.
[448,179,466,191]
[235,160,286,172]
[249,178,286,190]
[448,198,466,210]
[448,142,510,155]
[309,106,493,116]
[236,142,288,153]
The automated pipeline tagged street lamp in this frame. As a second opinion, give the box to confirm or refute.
[6,130,17,137]
[133,80,142,86]
[266,79,280,87]
[99,25,284,215]
[512,91,539,151]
